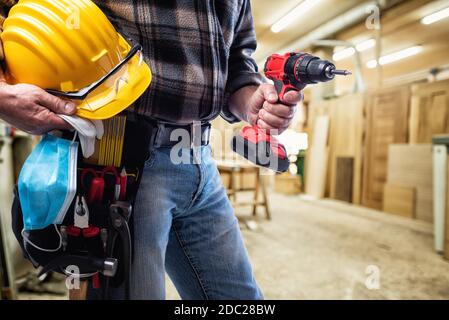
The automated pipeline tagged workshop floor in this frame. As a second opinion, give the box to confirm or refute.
[166,195,449,300]
[17,194,449,300]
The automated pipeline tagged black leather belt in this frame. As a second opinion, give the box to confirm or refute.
[149,121,211,148]
[126,113,210,145]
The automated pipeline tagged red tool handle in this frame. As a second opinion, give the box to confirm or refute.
[272,79,300,102]
[88,177,105,204]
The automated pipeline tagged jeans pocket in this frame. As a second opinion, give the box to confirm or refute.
[144,149,157,169]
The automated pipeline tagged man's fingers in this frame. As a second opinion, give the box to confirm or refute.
[31,105,73,134]
[282,90,303,105]
[46,115,74,131]
[38,92,76,115]
[263,102,296,119]
[258,108,291,129]
[257,119,288,134]
[259,83,278,104]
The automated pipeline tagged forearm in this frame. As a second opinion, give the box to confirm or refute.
[228,85,258,123]
[0,68,7,114]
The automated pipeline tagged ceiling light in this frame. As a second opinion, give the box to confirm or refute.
[421,6,449,25]
[355,38,376,52]
[271,0,320,33]
[333,47,356,61]
[332,38,376,61]
[367,46,423,68]
[366,60,378,68]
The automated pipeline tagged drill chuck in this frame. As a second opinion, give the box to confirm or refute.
[286,53,350,86]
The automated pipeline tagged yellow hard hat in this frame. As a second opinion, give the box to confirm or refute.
[1,0,152,120]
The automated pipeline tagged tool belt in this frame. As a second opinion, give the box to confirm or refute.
[10,113,211,299]
[129,114,212,149]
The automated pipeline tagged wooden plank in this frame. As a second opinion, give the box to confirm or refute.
[410,79,449,143]
[311,115,329,149]
[275,173,301,195]
[305,146,328,198]
[387,144,433,222]
[328,93,365,204]
[334,157,354,202]
[445,155,449,260]
[69,281,87,300]
[383,184,416,218]
[362,86,410,209]
[307,100,333,196]
[305,116,329,198]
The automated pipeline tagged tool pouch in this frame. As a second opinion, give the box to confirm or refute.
[11,114,151,299]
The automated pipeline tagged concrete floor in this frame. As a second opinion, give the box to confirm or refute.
[167,195,449,300]
[17,194,449,300]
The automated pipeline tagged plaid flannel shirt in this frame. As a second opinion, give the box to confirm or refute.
[0,0,263,124]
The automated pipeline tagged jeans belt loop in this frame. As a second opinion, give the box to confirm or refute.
[202,123,211,146]
[151,123,165,148]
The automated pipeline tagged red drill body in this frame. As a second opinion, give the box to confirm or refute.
[264,53,308,100]
[232,52,350,172]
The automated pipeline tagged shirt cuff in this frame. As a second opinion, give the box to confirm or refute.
[221,71,264,124]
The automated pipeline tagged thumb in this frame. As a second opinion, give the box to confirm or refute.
[247,84,279,125]
[38,92,77,115]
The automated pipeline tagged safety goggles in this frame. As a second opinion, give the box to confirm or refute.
[46,44,143,100]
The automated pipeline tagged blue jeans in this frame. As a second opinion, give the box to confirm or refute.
[94,146,262,300]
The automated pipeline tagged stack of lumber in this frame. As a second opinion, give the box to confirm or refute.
[362,86,410,210]
[328,94,364,204]
[306,93,364,203]
[383,184,416,218]
[410,79,449,143]
[305,116,329,198]
[275,173,301,195]
[307,99,333,196]
[384,144,433,223]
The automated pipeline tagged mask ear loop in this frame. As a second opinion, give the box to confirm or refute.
[72,131,78,143]
[21,225,63,253]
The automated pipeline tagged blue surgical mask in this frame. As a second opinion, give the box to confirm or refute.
[18,134,78,230]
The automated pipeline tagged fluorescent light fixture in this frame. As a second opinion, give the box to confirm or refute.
[271,0,320,33]
[332,38,376,61]
[366,60,378,68]
[333,47,356,61]
[367,46,423,68]
[355,38,376,52]
[421,6,449,25]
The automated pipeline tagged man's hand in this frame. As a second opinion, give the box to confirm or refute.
[0,82,76,135]
[229,84,303,134]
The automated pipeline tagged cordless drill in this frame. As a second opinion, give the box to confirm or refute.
[231,52,351,172]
